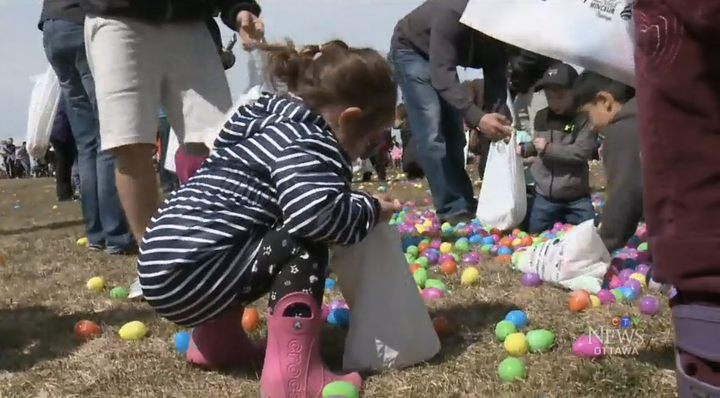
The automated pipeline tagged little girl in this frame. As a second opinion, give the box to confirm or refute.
[138,41,401,396]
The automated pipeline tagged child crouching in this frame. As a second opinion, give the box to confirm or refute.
[138,41,401,395]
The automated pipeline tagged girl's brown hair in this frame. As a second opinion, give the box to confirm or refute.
[260,39,397,132]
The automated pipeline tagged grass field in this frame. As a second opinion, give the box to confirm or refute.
[0,168,677,398]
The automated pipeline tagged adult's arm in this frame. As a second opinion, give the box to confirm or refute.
[215,0,261,31]
[428,7,483,127]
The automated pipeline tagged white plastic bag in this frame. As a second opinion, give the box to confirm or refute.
[26,66,61,159]
[333,225,441,371]
[460,0,635,86]
[514,220,611,293]
[475,131,527,230]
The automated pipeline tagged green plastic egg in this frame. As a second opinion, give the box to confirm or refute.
[526,329,555,353]
[494,320,516,342]
[454,239,470,253]
[322,381,359,398]
[110,286,128,299]
[497,357,526,382]
[413,268,428,288]
[416,256,429,268]
[611,289,625,303]
[637,242,648,251]
[406,245,419,256]
[481,244,492,254]
[405,253,416,264]
[425,279,446,292]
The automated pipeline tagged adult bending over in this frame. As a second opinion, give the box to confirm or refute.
[388,0,512,224]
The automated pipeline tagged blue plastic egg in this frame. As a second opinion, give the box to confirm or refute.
[468,235,482,245]
[497,246,513,256]
[481,236,495,245]
[505,310,529,329]
[327,308,351,327]
[173,331,191,353]
[325,278,336,290]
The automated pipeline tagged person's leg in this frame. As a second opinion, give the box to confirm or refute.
[49,139,74,201]
[527,192,561,234]
[563,196,596,226]
[259,226,362,396]
[634,0,720,394]
[440,98,477,210]
[390,49,469,220]
[43,19,106,247]
[85,15,162,244]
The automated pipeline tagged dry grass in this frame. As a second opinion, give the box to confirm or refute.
[0,167,675,398]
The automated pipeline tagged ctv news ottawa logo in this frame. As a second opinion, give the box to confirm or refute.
[587,316,645,356]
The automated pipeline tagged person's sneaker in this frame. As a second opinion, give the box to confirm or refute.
[87,243,105,251]
[128,279,144,299]
[105,243,139,256]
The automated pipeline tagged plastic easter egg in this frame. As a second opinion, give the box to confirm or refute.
[619,286,636,301]
[424,251,439,265]
[454,238,470,253]
[242,307,260,331]
[637,242,649,251]
[497,357,526,382]
[406,245,419,257]
[329,299,347,310]
[503,332,528,356]
[322,381,360,398]
[481,236,495,245]
[494,320,517,342]
[572,334,604,358]
[413,268,428,288]
[468,234,482,245]
[425,278,446,292]
[480,244,492,254]
[588,295,600,307]
[74,320,101,339]
[461,267,480,286]
[409,263,421,274]
[432,315,450,335]
[439,242,453,254]
[415,256,429,269]
[497,246,513,256]
[526,329,555,353]
[611,289,626,303]
[110,286,128,299]
[520,272,542,287]
[596,289,615,304]
[505,310,528,329]
[321,304,331,321]
[86,276,105,291]
[173,331,191,353]
[618,268,634,280]
[421,287,444,300]
[638,295,660,315]
[609,276,623,289]
[629,273,647,288]
[404,253,416,264]
[118,321,147,341]
[625,279,643,296]
[635,263,650,275]
[439,260,457,275]
[76,237,88,247]
[327,308,351,327]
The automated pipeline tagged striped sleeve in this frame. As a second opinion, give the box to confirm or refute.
[214,100,268,148]
[271,142,381,246]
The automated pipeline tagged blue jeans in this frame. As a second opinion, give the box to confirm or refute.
[389,48,476,219]
[526,191,596,234]
[43,19,132,251]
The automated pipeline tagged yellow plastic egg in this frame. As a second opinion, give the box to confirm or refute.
[76,237,88,247]
[512,238,521,247]
[423,220,432,227]
[503,332,528,356]
[461,267,481,286]
[415,225,426,234]
[589,295,601,307]
[118,321,147,341]
[629,273,647,288]
[86,277,105,291]
[439,242,453,254]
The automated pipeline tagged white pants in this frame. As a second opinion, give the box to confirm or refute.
[84,16,233,151]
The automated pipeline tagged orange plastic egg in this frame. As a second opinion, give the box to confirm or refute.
[568,293,590,312]
[439,261,457,275]
[496,254,512,263]
[74,320,101,339]
[242,307,260,332]
[499,237,513,247]
[418,242,430,253]
[409,263,421,273]
[490,228,502,236]
[520,236,534,247]
[432,315,450,335]
[511,228,522,237]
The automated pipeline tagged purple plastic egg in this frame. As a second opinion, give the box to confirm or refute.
[430,240,442,250]
[572,335,604,358]
[638,295,660,315]
[492,235,501,244]
[520,272,542,287]
[618,268,634,281]
[553,222,565,230]
[329,300,347,310]
[467,251,481,262]
[489,245,499,257]
[625,279,643,296]
[439,253,455,264]
[461,253,477,265]
[424,251,439,265]
[421,287,444,300]
[635,263,650,275]
[596,289,616,304]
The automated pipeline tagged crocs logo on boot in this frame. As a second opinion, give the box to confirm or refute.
[286,339,303,397]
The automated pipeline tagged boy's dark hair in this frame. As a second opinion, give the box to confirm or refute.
[572,71,636,108]
[260,40,397,131]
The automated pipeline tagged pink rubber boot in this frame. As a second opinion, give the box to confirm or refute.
[186,307,265,369]
[260,292,362,397]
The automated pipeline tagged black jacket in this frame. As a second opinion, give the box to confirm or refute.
[598,98,643,252]
[40,0,260,31]
[390,0,510,128]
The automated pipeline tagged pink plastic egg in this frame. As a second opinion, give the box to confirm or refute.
[520,272,542,287]
[638,295,660,315]
[596,289,616,304]
[421,287,444,300]
[572,335,604,358]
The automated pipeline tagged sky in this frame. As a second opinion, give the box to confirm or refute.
[0,0,484,141]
